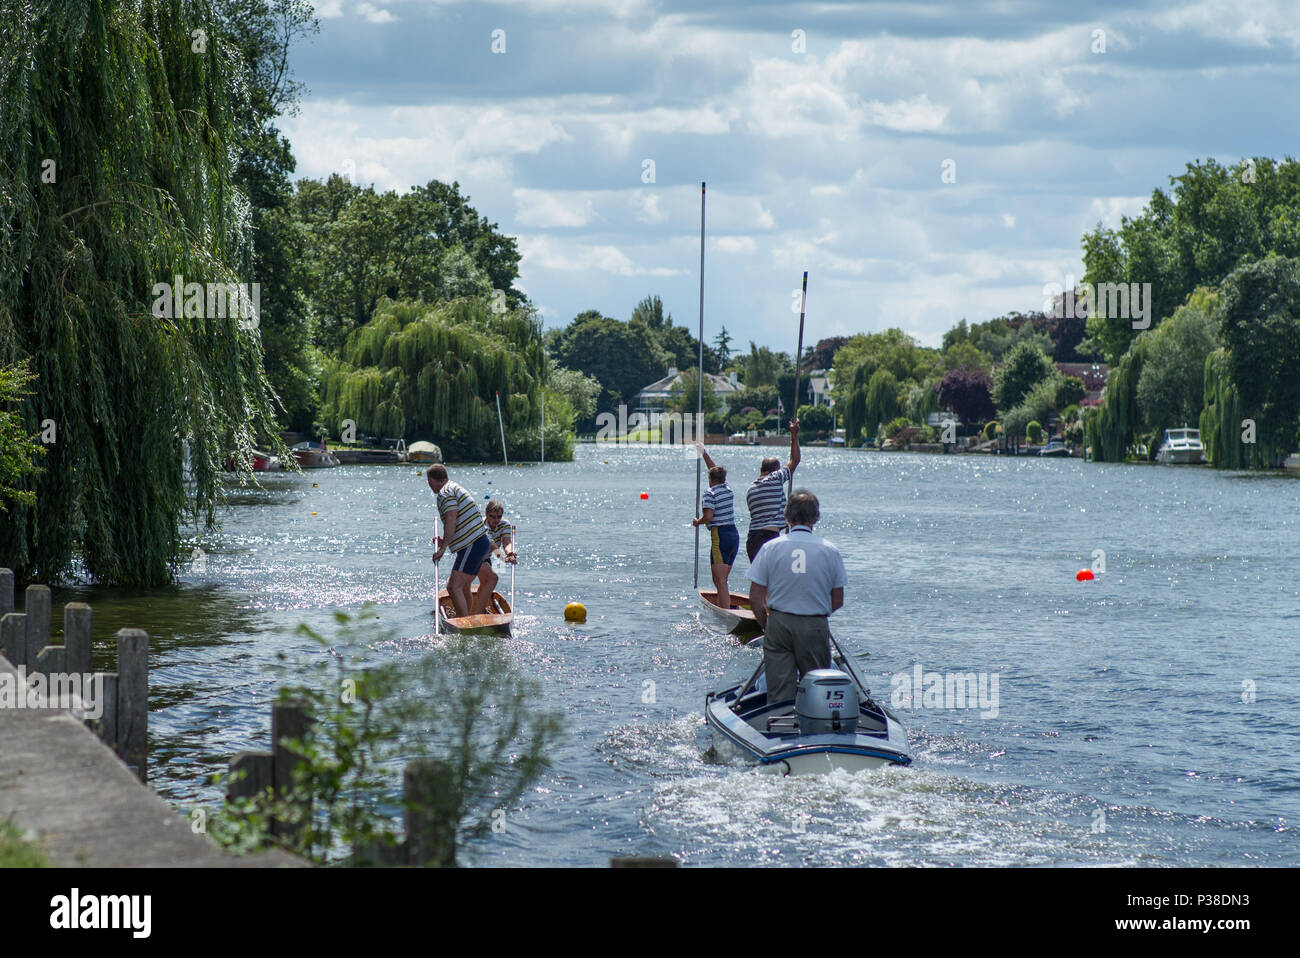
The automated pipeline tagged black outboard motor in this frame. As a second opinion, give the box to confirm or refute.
[795,669,859,735]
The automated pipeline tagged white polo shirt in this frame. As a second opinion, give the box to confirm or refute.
[747,525,847,616]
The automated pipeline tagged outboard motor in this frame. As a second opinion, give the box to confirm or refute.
[795,669,859,735]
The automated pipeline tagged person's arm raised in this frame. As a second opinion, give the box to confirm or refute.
[696,442,717,470]
[786,418,801,473]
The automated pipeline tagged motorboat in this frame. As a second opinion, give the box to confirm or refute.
[1156,427,1205,464]
[291,440,339,468]
[407,440,443,463]
[1038,439,1070,457]
[697,590,762,643]
[705,635,911,775]
[224,449,281,471]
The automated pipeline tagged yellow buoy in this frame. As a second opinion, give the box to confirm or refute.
[564,602,587,623]
[312,483,319,488]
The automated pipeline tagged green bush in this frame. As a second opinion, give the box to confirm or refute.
[1060,404,1080,423]
[1026,420,1044,444]
[983,420,999,440]
[883,416,911,439]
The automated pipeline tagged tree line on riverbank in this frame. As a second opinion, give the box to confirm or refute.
[0,2,588,585]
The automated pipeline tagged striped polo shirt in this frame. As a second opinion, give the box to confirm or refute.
[486,521,512,547]
[701,484,735,528]
[746,466,791,530]
[437,481,486,552]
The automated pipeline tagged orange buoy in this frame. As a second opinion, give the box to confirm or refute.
[640,492,649,499]
[1076,569,1094,581]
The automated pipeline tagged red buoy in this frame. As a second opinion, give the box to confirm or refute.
[1076,569,1094,581]
[640,492,649,500]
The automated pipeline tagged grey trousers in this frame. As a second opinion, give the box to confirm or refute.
[763,610,831,704]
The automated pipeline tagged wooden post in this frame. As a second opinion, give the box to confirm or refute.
[23,585,50,670]
[227,751,274,801]
[0,613,24,666]
[95,673,118,751]
[34,644,66,678]
[404,759,458,868]
[116,628,149,782]
[270,701,310,843]
[0,568,13,617]
[64,603,93,676]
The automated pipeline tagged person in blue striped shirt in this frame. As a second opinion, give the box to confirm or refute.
[745,418,800,561]
[694,446,740,608]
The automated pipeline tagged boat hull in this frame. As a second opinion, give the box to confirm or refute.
[437,586,512,636]
[293,448,340,468]
[705,684,911,776]
[697,590,762,642]
[1157,448,1204,464]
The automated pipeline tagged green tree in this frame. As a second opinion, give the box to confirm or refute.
[845,368,900,442]
[713,326,733,367]
[0,361,43,512]
[1054,376,1086,411]
[993,342,1056,413]
[742,343,792,388]
[665,367,719,416]
[319,300,556,460]
[548,312,668,409]
[0,0,284,584]
[1216,256,1300,459]
[215,0,320,430]
[1135,288,1220,432]
[797,403,834,433]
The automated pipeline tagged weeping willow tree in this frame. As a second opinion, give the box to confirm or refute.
[319,299,564,460]
[1199,349,1250,468]
[1086,337,1150,462]
[844,366,899,444]
[0,1,283,584]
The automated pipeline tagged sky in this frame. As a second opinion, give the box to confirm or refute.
[282,0,1300,351]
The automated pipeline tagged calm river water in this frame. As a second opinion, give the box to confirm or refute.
[56,444,1299,866]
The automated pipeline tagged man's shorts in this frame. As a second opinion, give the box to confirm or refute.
[451,534,491,574]
[710,524,739,566]
[746,527,781,562]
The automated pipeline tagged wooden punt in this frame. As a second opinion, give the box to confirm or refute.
[697,590,762,643]
[437,585,513,636]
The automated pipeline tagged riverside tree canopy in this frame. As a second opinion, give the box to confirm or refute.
[319,299,556,461]
[0,0,283,585]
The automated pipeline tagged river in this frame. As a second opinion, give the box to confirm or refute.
[54,444,1300,866]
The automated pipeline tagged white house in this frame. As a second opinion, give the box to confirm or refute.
[634,366,741,415]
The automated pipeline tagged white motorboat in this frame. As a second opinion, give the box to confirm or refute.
[1156,427,1205,464]
[705,636,912,776]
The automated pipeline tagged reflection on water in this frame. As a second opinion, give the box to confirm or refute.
[29,446,1300,865]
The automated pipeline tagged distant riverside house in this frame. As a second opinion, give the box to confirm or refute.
[805,369,831,406]
[634,366,741,415]
[1056,362,1108,405]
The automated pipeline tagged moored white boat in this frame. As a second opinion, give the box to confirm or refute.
[1156,427,1205,464]
[705,641,911,775]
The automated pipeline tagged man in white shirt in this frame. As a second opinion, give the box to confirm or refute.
[747,489,846,704]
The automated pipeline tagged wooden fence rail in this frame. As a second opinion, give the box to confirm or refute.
[0,568,149,782]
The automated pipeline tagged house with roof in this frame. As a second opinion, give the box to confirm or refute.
[634,366,742,415]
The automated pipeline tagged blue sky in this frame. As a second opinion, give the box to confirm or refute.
[283,0,1300,350]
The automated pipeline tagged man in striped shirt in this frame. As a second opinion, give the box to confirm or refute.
[426,464,491,617]
[745,418,800,561]
[693,447,739,608]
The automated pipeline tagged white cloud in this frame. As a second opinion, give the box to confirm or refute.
[313,0,344,17]
[713,236,757,255]
[355,3,396,24]
[513,189,595,228]
[518,235,681,277]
